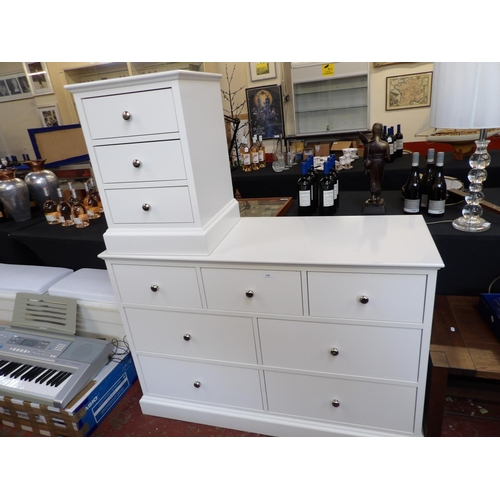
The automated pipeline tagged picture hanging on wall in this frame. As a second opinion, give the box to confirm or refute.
[386,71,433,111]
[245,84,285,140]
[0,72,33,102]
[23,62,54,96]
[248,62,277,82]
[38,104,61,127]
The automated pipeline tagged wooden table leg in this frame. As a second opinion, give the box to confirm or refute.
[424,350,450,437]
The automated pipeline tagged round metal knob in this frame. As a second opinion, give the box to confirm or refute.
[150,284,159,292]
[330,347,339,356]
[183,333,191,341]
[122,111,131,121]
[194,381,201,388]
[331,399,340,408]
[245,290,254,298]
[142,203,151,211]
[132,159,142,168]
[359,295,369,305]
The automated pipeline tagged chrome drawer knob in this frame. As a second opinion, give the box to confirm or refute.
[359,295,369,304]
[330,347,339,356]
[331,399,340,408]
[194,381,201,388]
[183,333,191,341]
[132,159,142,168]
[150,284,159,292]
[122,111,131,121]
[245,290,254,298]
[142,203,151,211]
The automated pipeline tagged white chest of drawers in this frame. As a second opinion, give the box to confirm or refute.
[67,72,444,437]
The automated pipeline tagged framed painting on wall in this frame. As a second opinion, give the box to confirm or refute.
[0,72,33,102]
[38,104,61,127]
[245,84,285,140]
[386,71,433,111]
[23,62,54,96]
[248,62,277,82]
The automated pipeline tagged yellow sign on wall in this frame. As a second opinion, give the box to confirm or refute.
[322,63,334,76]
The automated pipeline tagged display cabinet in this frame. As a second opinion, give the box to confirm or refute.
[291,62,370,136]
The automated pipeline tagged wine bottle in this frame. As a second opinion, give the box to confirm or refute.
[83,182,101,219]
[297,161,312,216]
[319,159,335,216]
[56,188,74,226]
[420,148,435,209]
[70,187,89,228]
[42,187,60,225]
[240,138,251,172]
[428,152,447,217]
[329,154,339,209]
[307,157,318,212]
[250,135,260,171]
[257,135,266,168]
[381,126,388,143]
[395,124,404,158]
[402,152,421,214]
[387,126,395,162]
[88,178,103,214]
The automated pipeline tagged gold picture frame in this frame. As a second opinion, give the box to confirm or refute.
[386,71,433,111]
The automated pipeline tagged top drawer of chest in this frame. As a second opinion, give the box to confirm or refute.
[82,88,178,140]
[308,271,427,323]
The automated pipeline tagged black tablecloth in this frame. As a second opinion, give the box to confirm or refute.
[232,150,500,199]
[2,211,107,271]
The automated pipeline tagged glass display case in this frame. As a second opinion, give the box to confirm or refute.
[238,197,292,217]
[291,62,370,136]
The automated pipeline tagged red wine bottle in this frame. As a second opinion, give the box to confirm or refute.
[403,152,421,214]
[297,161,312,216]
[394,124,404,158]
[319,159,335,216]
[428,152,447,217]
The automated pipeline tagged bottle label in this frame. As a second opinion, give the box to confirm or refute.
[299,191,311,207]
[323,190,334,207]
[334,181,339,199]
[396,139,404,151]
[428,199,445,214]
[45,212,58,222]
[251,152,259,163]
[404,199,420,213]
[258,151,264,162]
[389,143,394,155]
[243,153,250,166]
[420,194,428,208]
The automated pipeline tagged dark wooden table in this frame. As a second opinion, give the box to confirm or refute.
[425,295,500,436]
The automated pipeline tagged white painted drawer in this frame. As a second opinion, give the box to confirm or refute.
[105,186,193,224]
[126,308,257,363]
[265,371,417,433]
[95,140,186,184]
[201,268,303,316]
[259,319,421,382]
[308,272,426,323]
[139,355,263,410]
[83,88,178,140]
[112,264,202,308]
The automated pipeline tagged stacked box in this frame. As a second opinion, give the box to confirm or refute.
[0,353,137,436]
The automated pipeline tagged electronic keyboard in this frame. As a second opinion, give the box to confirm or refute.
[0,293,113,408]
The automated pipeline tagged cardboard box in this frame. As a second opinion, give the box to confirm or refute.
[330,140,354,156]
[0,353,137,436]
[313,143,332,157]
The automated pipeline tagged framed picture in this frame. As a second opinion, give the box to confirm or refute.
[248,62,277,82]
[245,84,285,140]
[386,71,433,111]
[38,104,61,127]
[0,72,33,102]
[23,62,54,95]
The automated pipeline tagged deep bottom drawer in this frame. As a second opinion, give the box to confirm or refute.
[264,371,416,433]
[139,355,263,410]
